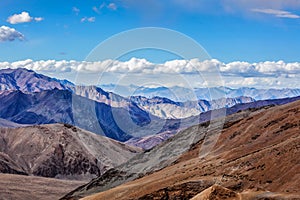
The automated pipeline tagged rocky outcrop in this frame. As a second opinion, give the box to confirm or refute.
[191,185,239,200]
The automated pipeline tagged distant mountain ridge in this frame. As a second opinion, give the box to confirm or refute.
[100,84,300,101]
[125,95,300,149]
[1,68,300,145]
[0,68,74,92]
[130,96,254,119]
[0,68,256,119]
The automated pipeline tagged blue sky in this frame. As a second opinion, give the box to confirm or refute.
[0,0,300,89]
[1,0,300,63]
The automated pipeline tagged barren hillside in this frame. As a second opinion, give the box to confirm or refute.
[65,100,300,199]
[0,123,141,180]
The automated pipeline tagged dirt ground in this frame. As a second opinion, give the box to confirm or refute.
[0,173,86,200]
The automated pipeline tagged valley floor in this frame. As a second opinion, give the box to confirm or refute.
[0,173,86,200]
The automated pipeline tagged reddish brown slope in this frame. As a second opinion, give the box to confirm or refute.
[82,100,300,200]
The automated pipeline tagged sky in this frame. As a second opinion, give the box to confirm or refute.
[0,0,300,89]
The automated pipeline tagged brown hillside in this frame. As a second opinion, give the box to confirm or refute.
[82,100,300,200]
[0,123,141,180]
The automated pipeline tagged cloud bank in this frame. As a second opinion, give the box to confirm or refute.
[1,58,298,88]
[0,26,24,42]
[1,58,299,77]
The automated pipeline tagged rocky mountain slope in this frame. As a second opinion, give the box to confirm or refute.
[125,96,300,149]
[0,89,155,141]
[73,84,256,119]
[1,68,299,145]
[190,184,299,200]
[0,87,261,144]
[0,68,73,92]
[0,124,141,180]
[1,80,299,146]
[130,96,254,119]
[0,118,25,128]
[0,68,264,120]
[62,99,300,199]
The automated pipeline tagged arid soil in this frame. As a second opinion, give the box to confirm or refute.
[0,173,86,200]
[80,100,300,200]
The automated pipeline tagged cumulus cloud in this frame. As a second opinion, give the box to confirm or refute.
[251,8,300,18]
[7,11,43,24]
[0,26,24,42]
[81,17,96,22]
[1,58,299,88]
[221,60,300,77]
[0,58,299,77]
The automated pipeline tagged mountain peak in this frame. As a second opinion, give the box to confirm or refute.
[0,68,73,93]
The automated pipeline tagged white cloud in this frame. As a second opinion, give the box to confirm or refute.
[7,12,32,24]
[7,11,43,24]
[34,17,44,22]
[81,17,96,22]
[0,26,24,42]
[1,58,300,77]
[1,58,299,88]
[93,2,118,13]
[72,7,80,15]
[93,6,100,14]
[222,61,256,74]
[221,0,300,13]
[224,77,286,88]
[251,8,300,19]
[108,3,117,10]
[122,0,300,18]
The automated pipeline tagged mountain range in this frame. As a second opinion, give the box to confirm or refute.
[0,68,256,119]
[0,68,300,199]
[125,95,300,149]
[1,68,300,148]
[100,83,300,101]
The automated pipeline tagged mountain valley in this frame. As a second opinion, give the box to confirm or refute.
[0,68,299,200]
